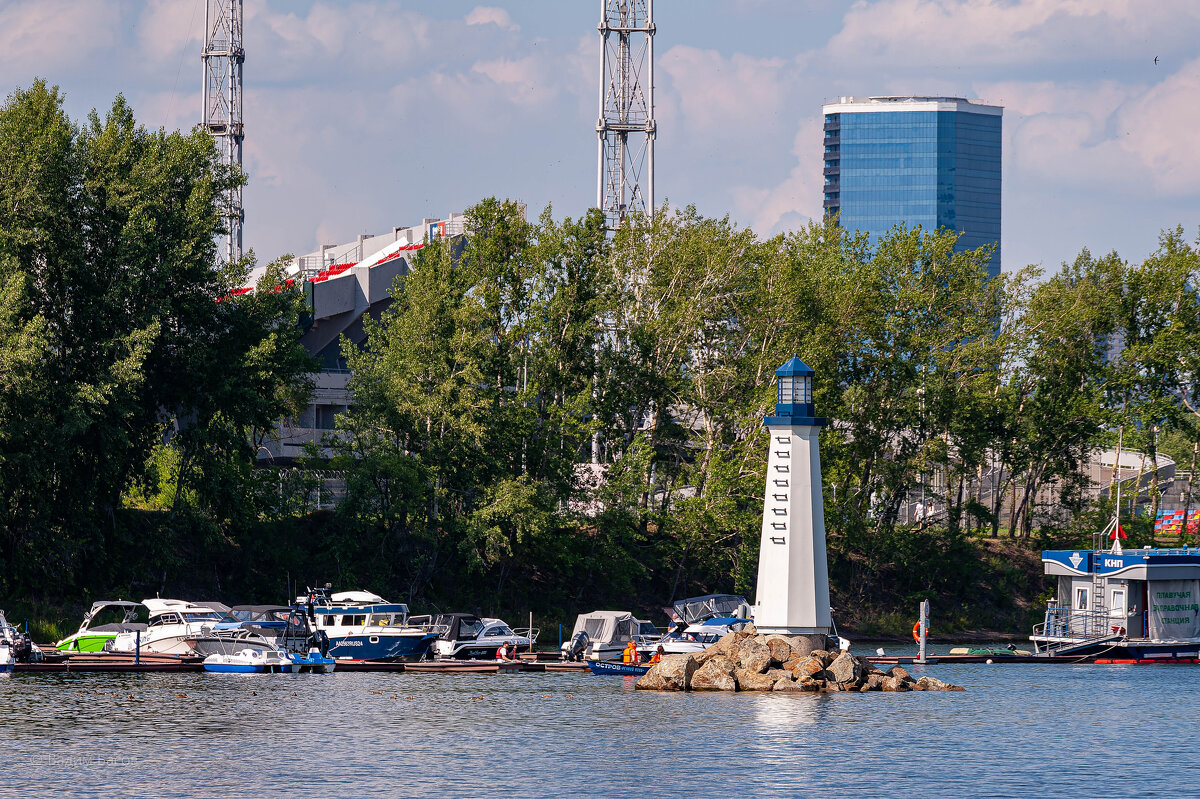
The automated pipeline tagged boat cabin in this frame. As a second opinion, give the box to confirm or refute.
[1035,546,1200,657]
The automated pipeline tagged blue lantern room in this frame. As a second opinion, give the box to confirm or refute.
[765,355,826,427]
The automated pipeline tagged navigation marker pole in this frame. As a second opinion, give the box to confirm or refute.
[918,600,929,664]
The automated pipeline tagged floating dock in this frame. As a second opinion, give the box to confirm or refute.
[13,651,592,674]
[16,653,204,673]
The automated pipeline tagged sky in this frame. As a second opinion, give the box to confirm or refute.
[2,0,1200,273]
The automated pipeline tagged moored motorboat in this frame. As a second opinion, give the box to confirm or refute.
[109,599,233,655]
[560,611,657,662]
[652,616,754,656]
[300,589,438,662]
[204,648,293,674]
[409,613,538,660]
[55,601,146,653]
[587,660,650,676]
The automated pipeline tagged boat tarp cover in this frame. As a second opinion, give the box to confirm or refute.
[571,611,637,644]
[671,594,748,623]
[421,614,483,642]
[1148,580,1200,639]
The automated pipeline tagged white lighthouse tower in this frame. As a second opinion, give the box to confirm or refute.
[751,356,832,643]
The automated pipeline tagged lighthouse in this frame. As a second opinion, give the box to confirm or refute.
[751,355,832,643]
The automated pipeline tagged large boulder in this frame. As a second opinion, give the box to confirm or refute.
[915,676,964,692]
[694,632,739,666]
[691,656,738,691]
[887,665,915,684]
[881,676,912,692]
[796,676,824,692]
[735,668,778,691]
[808,650,834,667]
[791,656,826,679]
[862,673,887,692]
[634,654,697,691]
[765,668,793,684]
[764,635,794,664]
[826,652,863,687]
[737,638,774,674]
[773,677,811,692]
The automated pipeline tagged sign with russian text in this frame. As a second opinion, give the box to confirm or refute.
[1148,580,1200,639]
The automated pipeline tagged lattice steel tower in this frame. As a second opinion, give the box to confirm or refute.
[596,0,655,231]
[202,0,245,263]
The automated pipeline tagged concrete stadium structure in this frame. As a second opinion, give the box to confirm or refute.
[255,212,466,463]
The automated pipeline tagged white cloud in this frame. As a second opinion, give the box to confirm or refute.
[1116,57,1200,193]
[0,1,119,76]
[466,7,518,33]
[659,46,790,138]
[135,0,203,67]
[730,119,824,234]
[472,56,558,108]
[826,0,1200,70]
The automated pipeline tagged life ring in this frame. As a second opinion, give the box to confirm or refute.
[912,622,928,643]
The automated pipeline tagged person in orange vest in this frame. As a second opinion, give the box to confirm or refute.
[622,640,638,664]
[649,645,665,665]
[496,642,511,661]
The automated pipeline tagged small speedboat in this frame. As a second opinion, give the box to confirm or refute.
[286,649,336,673]
[55,601,147,652]
[410,613,537,660]
[587,660,650,676]
[203,648,293,674]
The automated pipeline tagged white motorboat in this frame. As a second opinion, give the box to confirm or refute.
[560,611,657,662]
[203,648,293,673]
[410,613,538,660]
[653,617,753,655]
[109,598,239,655]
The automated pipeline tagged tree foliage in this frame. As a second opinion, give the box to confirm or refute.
[0,82,312,597]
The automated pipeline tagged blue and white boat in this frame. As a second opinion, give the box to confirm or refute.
[299,589,437,662]
[1034,519,1200,660]
[587,660,650,676]
[204,648,294,673]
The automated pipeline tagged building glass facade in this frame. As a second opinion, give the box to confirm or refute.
[822,97,1002,276]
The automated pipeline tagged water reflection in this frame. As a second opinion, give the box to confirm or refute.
[1,664,1198,797]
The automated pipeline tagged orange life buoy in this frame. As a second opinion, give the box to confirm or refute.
[912,622,926,643]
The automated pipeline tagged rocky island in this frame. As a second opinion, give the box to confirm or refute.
[636,626,963,693]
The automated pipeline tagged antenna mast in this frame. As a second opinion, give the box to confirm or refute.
[596,0,655,232]
[202,0,245,264]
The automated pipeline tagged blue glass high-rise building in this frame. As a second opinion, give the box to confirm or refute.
[821,96,1002,276]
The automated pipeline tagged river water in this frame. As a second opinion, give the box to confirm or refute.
[2,650,1198,798]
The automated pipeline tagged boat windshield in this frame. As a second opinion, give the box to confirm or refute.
[458,619,485,639]
[182,612,222,623]
[489,625,515,636]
